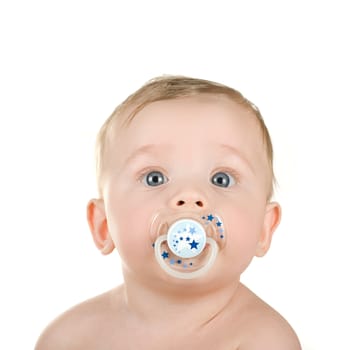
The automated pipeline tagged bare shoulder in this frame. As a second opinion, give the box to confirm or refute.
[35,286,124,350]
[236,284,301,350]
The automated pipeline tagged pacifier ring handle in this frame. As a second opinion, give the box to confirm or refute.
[154,234,218,280]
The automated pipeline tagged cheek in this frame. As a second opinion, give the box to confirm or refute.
[105,190,157,261]
[223,203,265,268]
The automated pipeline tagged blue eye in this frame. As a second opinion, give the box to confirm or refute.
[211,172,235,188]
[143,171,167,187]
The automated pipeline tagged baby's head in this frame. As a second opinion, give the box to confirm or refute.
[95,76,275,199]
[87,76,281,286]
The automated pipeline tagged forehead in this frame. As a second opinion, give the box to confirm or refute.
[109,96,266,162]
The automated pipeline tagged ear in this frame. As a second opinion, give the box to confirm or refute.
[255,202,282,257]
[87,199,115,255]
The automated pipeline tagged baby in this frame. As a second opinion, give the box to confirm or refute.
[36,76,301,349]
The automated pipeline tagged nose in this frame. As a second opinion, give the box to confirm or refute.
[176,199,204,208]
[169,189,207,210]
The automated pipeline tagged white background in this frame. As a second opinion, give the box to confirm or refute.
[1,1,349,349]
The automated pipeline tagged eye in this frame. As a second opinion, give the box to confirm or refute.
[142,171,168,187]
[211,171,235,188]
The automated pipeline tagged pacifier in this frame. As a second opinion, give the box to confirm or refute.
[151,212,226,279]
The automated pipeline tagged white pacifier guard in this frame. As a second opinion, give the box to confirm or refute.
[152,213,225,280]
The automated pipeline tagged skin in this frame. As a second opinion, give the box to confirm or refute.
[35,95,301,349]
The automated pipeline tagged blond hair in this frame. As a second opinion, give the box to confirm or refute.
[95,75,275,199]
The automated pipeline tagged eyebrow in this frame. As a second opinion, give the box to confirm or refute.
[122,143,255,174]
[218,144,255,174]
[123,144,169,167]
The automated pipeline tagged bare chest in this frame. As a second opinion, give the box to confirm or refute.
[81,323,240,350]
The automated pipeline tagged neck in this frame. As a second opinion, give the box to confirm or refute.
[121,270,241,330]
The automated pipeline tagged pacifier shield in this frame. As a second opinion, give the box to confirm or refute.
[152,212,225,279]
[167,219,206,259]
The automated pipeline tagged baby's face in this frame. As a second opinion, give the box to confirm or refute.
[99,95,279,287]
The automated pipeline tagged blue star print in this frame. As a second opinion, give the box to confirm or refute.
[207,214,214,221]
[162,251,169,259]
[190,240,199,249]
